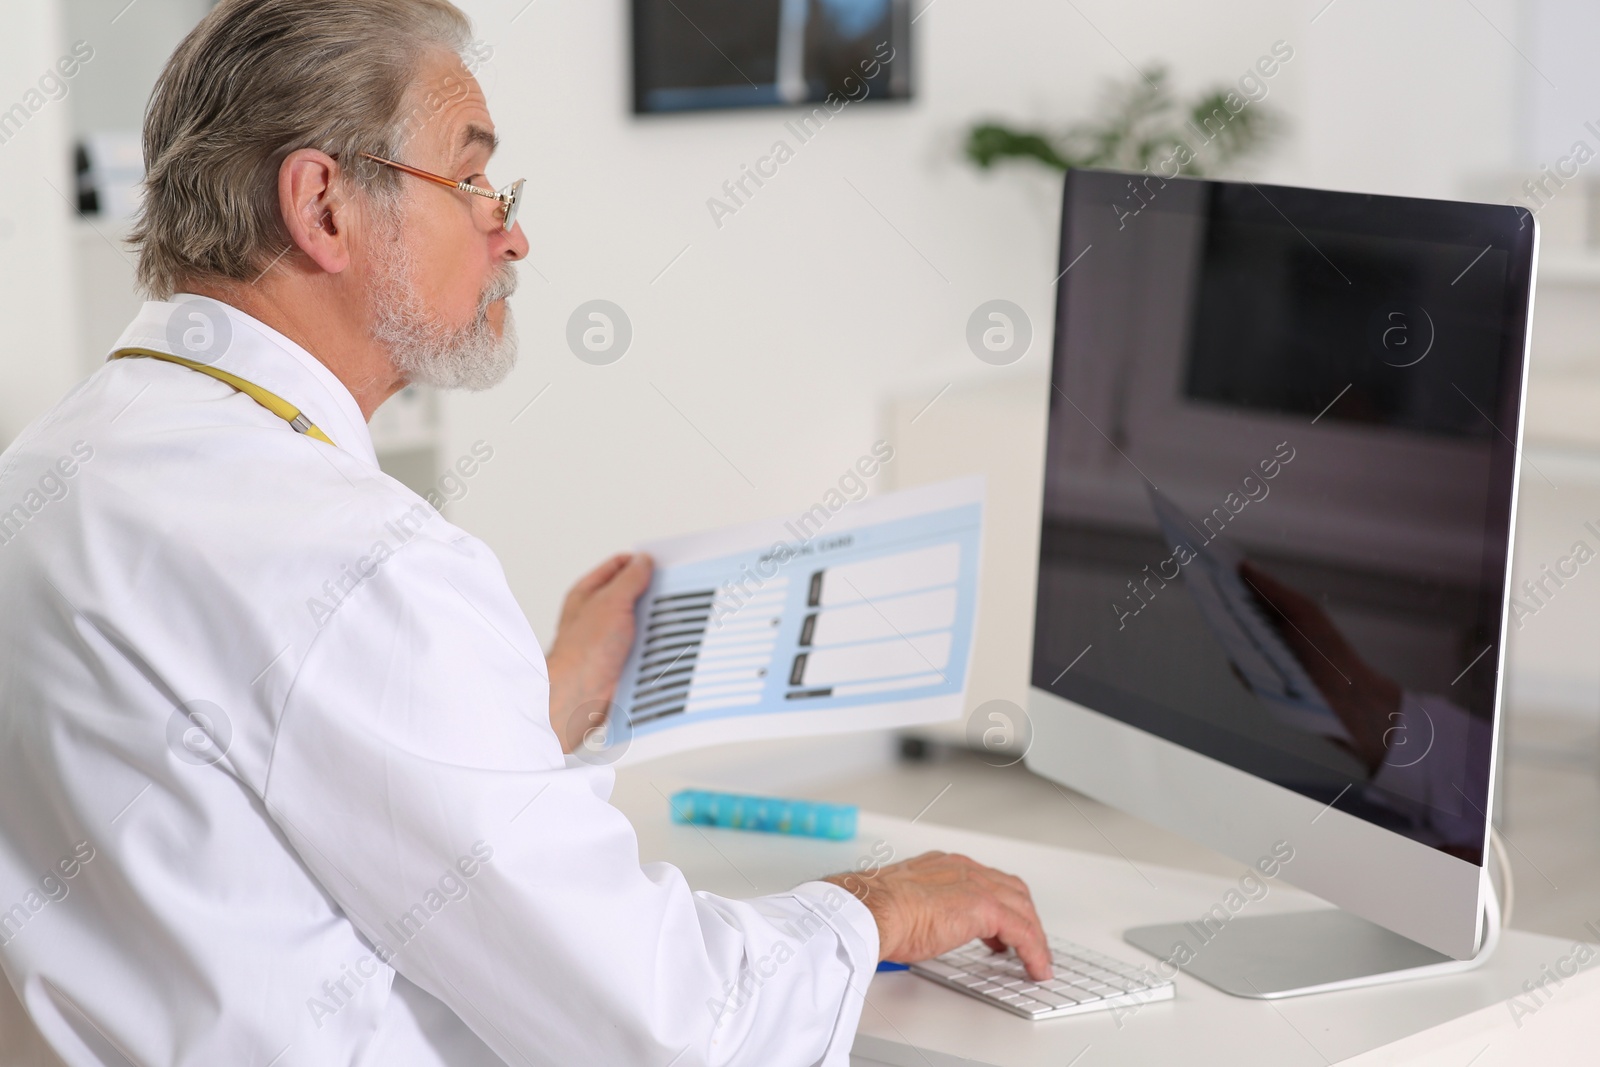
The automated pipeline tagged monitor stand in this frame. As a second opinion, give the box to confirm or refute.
[1123,873,1502,999]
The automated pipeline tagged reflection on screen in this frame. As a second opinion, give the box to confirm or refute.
[1032,171,1534,866]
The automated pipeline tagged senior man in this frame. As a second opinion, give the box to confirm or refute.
[0,1,1050,1064]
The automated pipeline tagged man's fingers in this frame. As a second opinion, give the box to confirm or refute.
[987,898,1052,980]
[979,880,1043,935]
[971,883,1051,981]
[971,864,1033,904]
[571,553,634,597]
[594,553,652,606]
[622,551,653,585]
[962,863,1040,933]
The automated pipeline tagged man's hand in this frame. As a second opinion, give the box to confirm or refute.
[546,553,653,753]
[822,851,1053,982]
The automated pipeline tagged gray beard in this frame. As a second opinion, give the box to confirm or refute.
[368,202,519,391]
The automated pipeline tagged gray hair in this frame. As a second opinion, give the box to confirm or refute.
[130,0,473,298]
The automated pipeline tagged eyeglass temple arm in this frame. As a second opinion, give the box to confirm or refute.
[358,153,499,201]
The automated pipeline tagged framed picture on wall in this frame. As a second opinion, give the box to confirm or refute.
[631,0,912,114]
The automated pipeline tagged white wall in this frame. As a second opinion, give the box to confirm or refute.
[0,4,82,442]
[1524,0,1600,166]
[446,0,1521,660]
[63,0,213,140]
[1296,0,1520,196]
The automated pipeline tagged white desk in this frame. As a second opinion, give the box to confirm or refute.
[614,780,1600,1066]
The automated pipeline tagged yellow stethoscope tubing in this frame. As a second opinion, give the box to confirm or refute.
[110,347,336,448]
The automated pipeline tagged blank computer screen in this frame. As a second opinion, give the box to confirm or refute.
[1032,171,1535,867]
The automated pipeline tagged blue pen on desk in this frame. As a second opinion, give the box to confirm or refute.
[669,789,857,840]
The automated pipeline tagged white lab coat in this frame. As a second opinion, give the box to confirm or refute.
[0,299,877,1066]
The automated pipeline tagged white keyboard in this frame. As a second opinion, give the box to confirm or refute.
[909,937,1175,1020]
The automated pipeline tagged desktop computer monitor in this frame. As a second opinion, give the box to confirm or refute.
[1023,169,1537,996]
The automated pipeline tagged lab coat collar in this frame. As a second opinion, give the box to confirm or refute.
[110,296,382,470]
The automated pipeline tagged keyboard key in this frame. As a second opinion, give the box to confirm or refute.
[918,961,966,980]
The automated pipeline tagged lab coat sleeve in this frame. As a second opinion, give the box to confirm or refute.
[262,530,878,1067]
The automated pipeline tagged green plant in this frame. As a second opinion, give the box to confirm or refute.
[965,66,1279,176]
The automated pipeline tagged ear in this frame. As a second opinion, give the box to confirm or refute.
[277,148,353,276]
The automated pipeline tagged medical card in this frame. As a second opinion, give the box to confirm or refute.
[604,477,984,764]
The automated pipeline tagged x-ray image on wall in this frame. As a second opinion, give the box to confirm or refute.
[632,0,912,113]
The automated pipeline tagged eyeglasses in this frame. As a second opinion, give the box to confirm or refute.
[359,152,525,232]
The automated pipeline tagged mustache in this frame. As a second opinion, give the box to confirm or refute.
[478,264,519,313]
